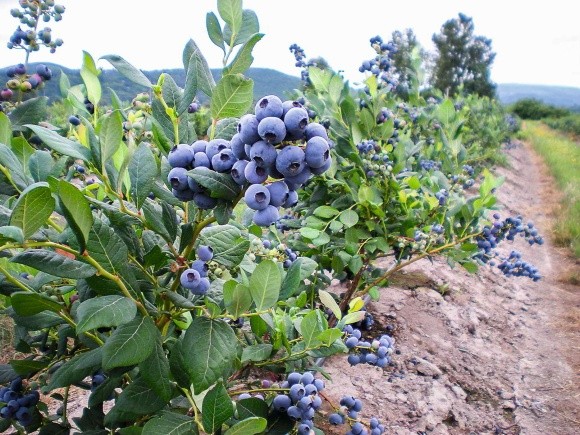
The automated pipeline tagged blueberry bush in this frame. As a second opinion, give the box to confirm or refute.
[0,0,542,434]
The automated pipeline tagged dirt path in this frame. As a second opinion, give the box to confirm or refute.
[321,141,580,434]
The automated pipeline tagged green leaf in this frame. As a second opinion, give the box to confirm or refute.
[316,328,342,347]
[142,412,197,435]
[129,142,157,210]
[213,117,239,140]
[10,291,63,316]
[199,225,249,268]
[300,227,320,239]
[139,338,172,402]
[182,317,238,394]
[318,290,341,320]
[299,309,326,348]
[339,209,359,228]
[58,179,93,253]
[142,199,173,243]
[179,54,198,116]
[462,261,479,273]
[313,206,339,219]
[187,167,241,200]
[0,364,19,384]
[241,344,272,363]
[206,12,225,52]
[106,377,166,424]
[0,226,24,243]
[100,54,152,88]
[10,359,48,376]
[202,381,233,433]
[224,33,264,75]
[341,311,366,325]
[10,182,54,238]
[48,348,102,389]
[0,112,12,145]
[99,110,123,168]
[236,398,268,420]
[102,316,157,370]
[76,296,136,334]
[307,66,331,91]
[86,217,128,274]
[225,417,267,435]
[210,74,254,120]
[29,150,54,182]
[81,50,102,106]
[11,249,96,279]
[162,73,182,112]
[279,259,301,299]
[218,0,243,39]
[436,99,455,125]
[223,281,252,318]
[249,260,281,311]
[25,124,91,161]
[0,143,33,190]
[183,39,215,98]
[8,96,47,129]
[224,9,260,47]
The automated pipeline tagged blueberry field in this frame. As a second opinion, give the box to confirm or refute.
[0,1,578,434]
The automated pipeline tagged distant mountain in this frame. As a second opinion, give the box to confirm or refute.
[0,62,302,104]
[3,63,579,111]
[496,83,580,110]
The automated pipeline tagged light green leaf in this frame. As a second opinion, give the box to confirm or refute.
[223,9,260,47]
[142,412,197,435]
[100,54,152,88]
[0,226,24,243]
[223,281,252,318]
[249,260,281,311]
[58,179,93,253]
[210,74,254,120]
[76,295,137,334]
[81,50,101,105]
[299,309,326,348]
[28,150,54,182]
[0,112,11,145]
[241,344,272,363]
[129,142,157,210]
[318,290,341,320]
[24,124,91,161]
[224,417,267,435]
[224,33,264,75]
[202,381,233,433]
[313,206,339,219]
[99,110,123,167]
[218,0,243,40]
[339,209,359,228]
[206,12,225,53]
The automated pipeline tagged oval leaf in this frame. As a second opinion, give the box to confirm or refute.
[143,411,197,435]
[187,167,241,200]
[100,54,152,88]
[210,74,254,120]
[76,295,137,334]
[11,291,63,316]
[224,417,267,435]
[58,179,93,252]
[249,260,281,311]
[102,316,157,370]
[11,249,97,279]
[25,124,91,161]
[10,182,55,238]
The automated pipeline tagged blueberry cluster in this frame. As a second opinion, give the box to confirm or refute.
[474,214,543,281]
[0,378,39,427]
[359,35,397,89]
[273,371,325,434]
[356,140,393,180]
[351,310,375,331]
[435,189,449,206]
[248,239,299,269]
[7,1,65,53]
[328,395,386,434]
[2,63,53,99]
[179,245,213,295]
[343,325,393,368]
[289,43,312,86]
[167,95,332,226]
[419,159,441,171]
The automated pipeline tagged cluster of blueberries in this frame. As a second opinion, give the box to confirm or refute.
[272,371,325,434]
[356,139,394,179]
[262,239,298,269]
[179,245,213,294]
[419,159,442,171]
[0,378,39,427]
[343,324,394,368]
[435,188,449,206]
[474,213,543,281]
[167,95,332,227]
[359,35,397,89]
[329,395,386,434]
[289,43,312,86]
[8,0,65,53]
[1,63,53,103]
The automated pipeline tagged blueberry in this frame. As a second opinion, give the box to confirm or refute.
[211,149,237,173]
[351,422,364,434]
[231,160,249,185]
[10,377,22,392]
[305,122,329,141]
[238,393,252,400]
[310,157,332,175]
[180,268,201,289]
[297,423,311,434]
[282,99,303,117]
[272,394,292,412]
[196,245,213,262]
[283,107,309,139]
[68,115,80,126]
[286,405,301,420]
[340,395,356,408]
[187,176,203,193]
[192,151,211,169]
[345,336,359,348]
[284,166,311,190]
[229,133,247,160]
[15,406,31,426]
[249,140,277,168]
[253,205,279,227]
[244,184,271,211]
[329,413,344,425]
[193,192,217,209]
[192,277,210,295]
[205,139,229,161]
[238,114,261,144]
[168,144,193,168]
[266,181,289,207]
[0,406,12,419]
[300,372,314,385]
[167,167,189,191]
[191,140,209,154]
[305,136,330,169]
[255,95,283,121]
[287,372,302,385]
[283,190,298,208]
[172,188,195,202]
[275,146,305,177]
[244,160,268,184]
[257,117,286,144]
[191,260,209,277]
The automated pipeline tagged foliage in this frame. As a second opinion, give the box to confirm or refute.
[510,98,570,120]
[389,28,426,97]
[0,0,544,433]
[430,13,496,98]
[543,113,580,137]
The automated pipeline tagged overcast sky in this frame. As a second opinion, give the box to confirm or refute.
[1,0,579,88]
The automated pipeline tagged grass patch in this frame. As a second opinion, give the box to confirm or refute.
[522,121,580,257]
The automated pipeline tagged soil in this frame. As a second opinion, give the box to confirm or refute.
[319,141,580,434]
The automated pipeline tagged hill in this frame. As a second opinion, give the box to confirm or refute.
[0,62,302,104]
[496,83,580,110]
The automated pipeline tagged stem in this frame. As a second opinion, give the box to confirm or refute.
[0,264,34,292]
[61,386,70,424]
[228,387,289,397]
[180,387,203,431]
[0,164,22,194]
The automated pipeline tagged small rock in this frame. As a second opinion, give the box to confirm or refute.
[415,357,443,377]
[502,400,516,410]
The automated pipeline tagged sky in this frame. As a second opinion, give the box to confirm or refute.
[0,0,579,89]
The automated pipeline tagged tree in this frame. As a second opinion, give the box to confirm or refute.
[430,13,496,98]
[390,28,425,93]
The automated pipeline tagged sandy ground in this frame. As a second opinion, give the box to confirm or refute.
[320,141,580,434]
